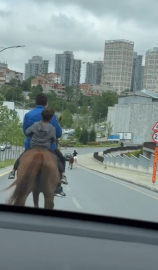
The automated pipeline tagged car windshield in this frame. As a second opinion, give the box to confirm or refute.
[0,0,158,224]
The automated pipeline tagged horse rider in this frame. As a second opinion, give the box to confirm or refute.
[73,150,78,157]
[8,93,67,198]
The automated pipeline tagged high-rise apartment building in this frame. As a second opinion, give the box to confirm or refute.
[85,61,103,85]
[131,52,143,92]
[0,62,8,69]
[141,66,144,90]
[143,47,158,92]
[102,40,134,94]
[55,51,81,86]
[25,56,49,79]
[69,59,81,86]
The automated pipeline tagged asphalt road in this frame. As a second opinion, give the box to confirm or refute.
[1,161,158,223]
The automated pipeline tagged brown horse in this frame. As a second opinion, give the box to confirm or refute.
[4,148,60,209]
[69,156,74,170]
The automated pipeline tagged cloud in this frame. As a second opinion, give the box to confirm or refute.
[0,0,158,82]
[32,0,158,26]
[0,10,11,17]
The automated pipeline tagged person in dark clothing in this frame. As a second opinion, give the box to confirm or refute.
[8,93,66,198]
[73,150,78,157]
[11,109,67,184]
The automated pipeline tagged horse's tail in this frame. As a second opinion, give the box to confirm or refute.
[7,151,44,206]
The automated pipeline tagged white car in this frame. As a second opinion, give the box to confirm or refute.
[97,134,101,138]
[63,129,70,134]
[0,144,6,151]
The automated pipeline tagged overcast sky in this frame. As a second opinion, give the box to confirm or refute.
[0,0,158,82]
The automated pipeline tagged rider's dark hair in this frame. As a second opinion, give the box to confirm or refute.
[41,108,55,121]
[35,94,48,106]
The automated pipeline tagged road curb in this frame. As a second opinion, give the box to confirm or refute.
[78,164,158,194]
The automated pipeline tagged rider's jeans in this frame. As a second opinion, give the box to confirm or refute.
[54,148,66,172]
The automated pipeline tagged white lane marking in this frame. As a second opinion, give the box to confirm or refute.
[80,166,158,201]
[72,197,82,209]
[67,186,71,191]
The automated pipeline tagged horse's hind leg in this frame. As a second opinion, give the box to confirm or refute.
[33,189,40,208]
[44,193,54,210]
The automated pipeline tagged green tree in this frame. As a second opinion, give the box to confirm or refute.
[5,86,23,101]
[75,126,82,140]
[60,110,73,128]
[89,128,96,142]
[46,91,57,102]
[79,129,89,145]
[0,102,25,145]
[21,76,36,92]
[9,78,20,86]
[66,102,77,114]
[91,91,118,121]
[65,86,74,102]
[80,105,88,115]
[0,94,4,101]
[29,85,43,100]
[106,121,113,138]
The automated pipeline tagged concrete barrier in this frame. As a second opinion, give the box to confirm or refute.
[138,155,150,171]
[95,146,157,174]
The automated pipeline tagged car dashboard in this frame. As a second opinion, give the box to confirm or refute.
[0,205,158,269]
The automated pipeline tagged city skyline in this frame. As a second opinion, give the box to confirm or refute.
[0,0,158,83]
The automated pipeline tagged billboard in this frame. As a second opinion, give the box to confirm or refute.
[123,133,132,140]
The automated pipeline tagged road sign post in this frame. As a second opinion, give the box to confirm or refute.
[152,121,158,183]
[152,145,158,183]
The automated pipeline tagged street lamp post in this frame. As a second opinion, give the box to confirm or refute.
[99,113,101,125]
[87,115,94,129]
[0,45,25,53]
[14,101,35,120]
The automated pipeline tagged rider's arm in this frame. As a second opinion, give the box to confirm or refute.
[51,114,62,139]
[25,124,34,136]
[23,113,28,134]
[50,126,56,143]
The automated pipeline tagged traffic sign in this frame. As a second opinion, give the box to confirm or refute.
[152,132,158,143]
[152,121,158,131]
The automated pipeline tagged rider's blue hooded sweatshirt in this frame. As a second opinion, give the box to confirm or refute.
[23,105,62,150]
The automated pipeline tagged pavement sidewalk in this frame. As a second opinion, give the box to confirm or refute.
[78,153,158,192]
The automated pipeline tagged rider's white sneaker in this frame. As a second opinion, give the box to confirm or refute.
[60,176,68,185]
[55,191,66,198]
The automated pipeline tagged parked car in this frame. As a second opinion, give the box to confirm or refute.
[63,129,70,135]
[0,144,6,151]
[68,132,74,136]
[5,142,12,149]
[64,152,73,161]
[96,134,101,138]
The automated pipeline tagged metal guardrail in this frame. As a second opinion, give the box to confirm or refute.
[0,147,24,163]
